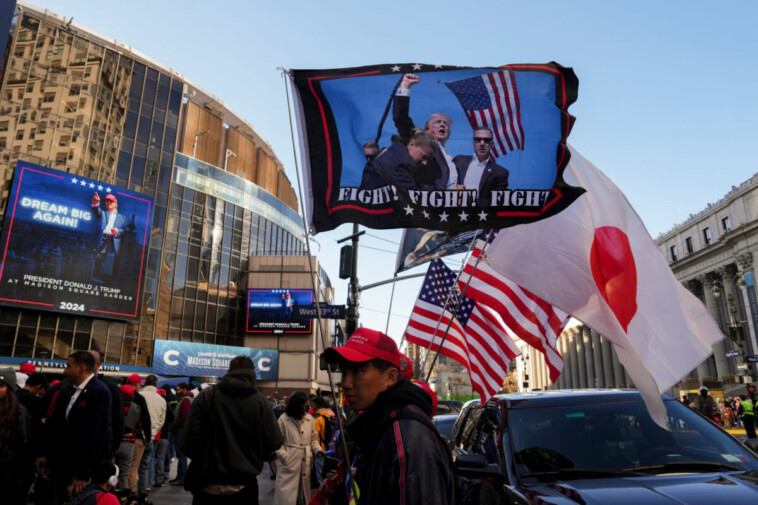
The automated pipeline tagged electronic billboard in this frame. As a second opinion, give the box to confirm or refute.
[0,162,154,321]
[246,289,314,333]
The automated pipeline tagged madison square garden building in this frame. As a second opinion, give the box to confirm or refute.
[0,2,336,393]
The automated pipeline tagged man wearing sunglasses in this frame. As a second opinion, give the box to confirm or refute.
[453,126,509,207]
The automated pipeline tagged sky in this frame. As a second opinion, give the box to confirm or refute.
[29,0,758,346]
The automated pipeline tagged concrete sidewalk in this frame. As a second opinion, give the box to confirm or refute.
[150,462,277,505]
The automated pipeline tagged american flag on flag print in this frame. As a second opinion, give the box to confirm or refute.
[404,259,520,403]
[445,69,524,158]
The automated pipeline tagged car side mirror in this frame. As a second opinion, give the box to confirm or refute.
[454,453,503,480]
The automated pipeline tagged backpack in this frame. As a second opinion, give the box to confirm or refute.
[315,412,335,447]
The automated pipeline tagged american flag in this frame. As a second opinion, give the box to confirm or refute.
[445,69,524,158]
[457,239,569,383]
[404,259,520,402]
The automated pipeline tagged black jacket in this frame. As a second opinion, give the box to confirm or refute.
[133,391,152,442]
[46,376,113,482]
[453,155,509,207]
[180,369,283,488]
[98,375,124,452]
[347,380,455,505]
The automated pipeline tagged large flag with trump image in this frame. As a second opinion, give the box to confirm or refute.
[481,146,724,428]
[290,63,582,234]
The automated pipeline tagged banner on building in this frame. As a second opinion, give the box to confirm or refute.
[0,162,154,321]
[152,339,278,380]
[246,289,314,333]
[291,63,582,234]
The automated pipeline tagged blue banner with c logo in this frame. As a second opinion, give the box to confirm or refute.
[153,339,278,380]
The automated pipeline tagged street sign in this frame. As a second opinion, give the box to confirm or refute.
[725,350,740,358]
[295,303,346,319]
[746,355,758,363]
[748,385,757,393]
[737,363,749,371]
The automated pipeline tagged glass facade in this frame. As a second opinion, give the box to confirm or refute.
[0,9,307,367]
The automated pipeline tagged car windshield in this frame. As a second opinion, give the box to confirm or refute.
[509,398,758,480]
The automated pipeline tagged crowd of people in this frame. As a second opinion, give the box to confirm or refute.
[5,332,755,505]
[0,352,213,505]
[685,386,756,437]
[0,327,454,505]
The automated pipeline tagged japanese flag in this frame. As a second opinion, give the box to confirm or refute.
[483,146,723,428]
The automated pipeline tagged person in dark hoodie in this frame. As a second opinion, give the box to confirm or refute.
[323,328,454,505]
[180,355,283,505]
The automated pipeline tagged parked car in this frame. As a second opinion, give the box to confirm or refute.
[450,389,758,504]
[437,399,464,415]
[433,413,460,441]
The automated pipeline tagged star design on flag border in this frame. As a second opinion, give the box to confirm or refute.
[391,65,401,72]
[105,187,112,193]
[459,211,469,222]
[80,180,87,186]
[71,177,78,184]
[422,209,430,219]
[478,210,488,221]
[439,211,449,222]
[89,182,95,188]
[97,185,104,191]
[434,64,443,69]
[403,204,414,215]
[412,63,422,70]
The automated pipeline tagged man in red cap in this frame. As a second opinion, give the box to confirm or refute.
[19,361,37,375]
[124,374,151,495]
[399,353,438,419]
[323,328,453,505]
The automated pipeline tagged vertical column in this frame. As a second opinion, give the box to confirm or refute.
[695,274,718,379]
[737,252,758,360]
[591,329,605,388]
[600,336,615,388]
[713,267,736,378]
[576,325,589,389]
[568,328,580,389]
[555,335,566,389]
[582,326,597,388]
[539,353,549,390]
[610,343,625,387]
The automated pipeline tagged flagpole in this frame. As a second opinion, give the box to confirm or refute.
[385,274,398,335]
[280,68,358,501]
[419,230,488,379]
[374,75,405,143]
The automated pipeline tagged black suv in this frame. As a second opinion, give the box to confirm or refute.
[449,389,758,504]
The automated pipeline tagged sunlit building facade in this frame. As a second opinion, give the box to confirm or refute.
[0,2,331,378]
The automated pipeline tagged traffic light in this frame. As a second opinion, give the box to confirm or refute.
[339,245,353,279]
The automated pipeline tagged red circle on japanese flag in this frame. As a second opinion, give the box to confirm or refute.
[590,226,638,332]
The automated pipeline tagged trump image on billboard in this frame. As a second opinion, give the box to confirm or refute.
[0,162,154,321]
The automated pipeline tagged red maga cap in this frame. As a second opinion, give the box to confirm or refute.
[399,353,414,379]
[126,373,143,385]
[105,194,117,202]
[324,327,401,368]
[119,384,135,398]
[19,362,37,374]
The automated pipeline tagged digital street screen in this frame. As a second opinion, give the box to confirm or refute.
[0,162,154,321]
[246,289,314,333]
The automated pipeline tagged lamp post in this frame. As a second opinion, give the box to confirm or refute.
[224,149,237,171]
[192,130,210,158]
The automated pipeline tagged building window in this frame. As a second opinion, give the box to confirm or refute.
[685,237,693,253]
[703,227,712,245]
[670,245,678,261]
[722,216,731,231]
